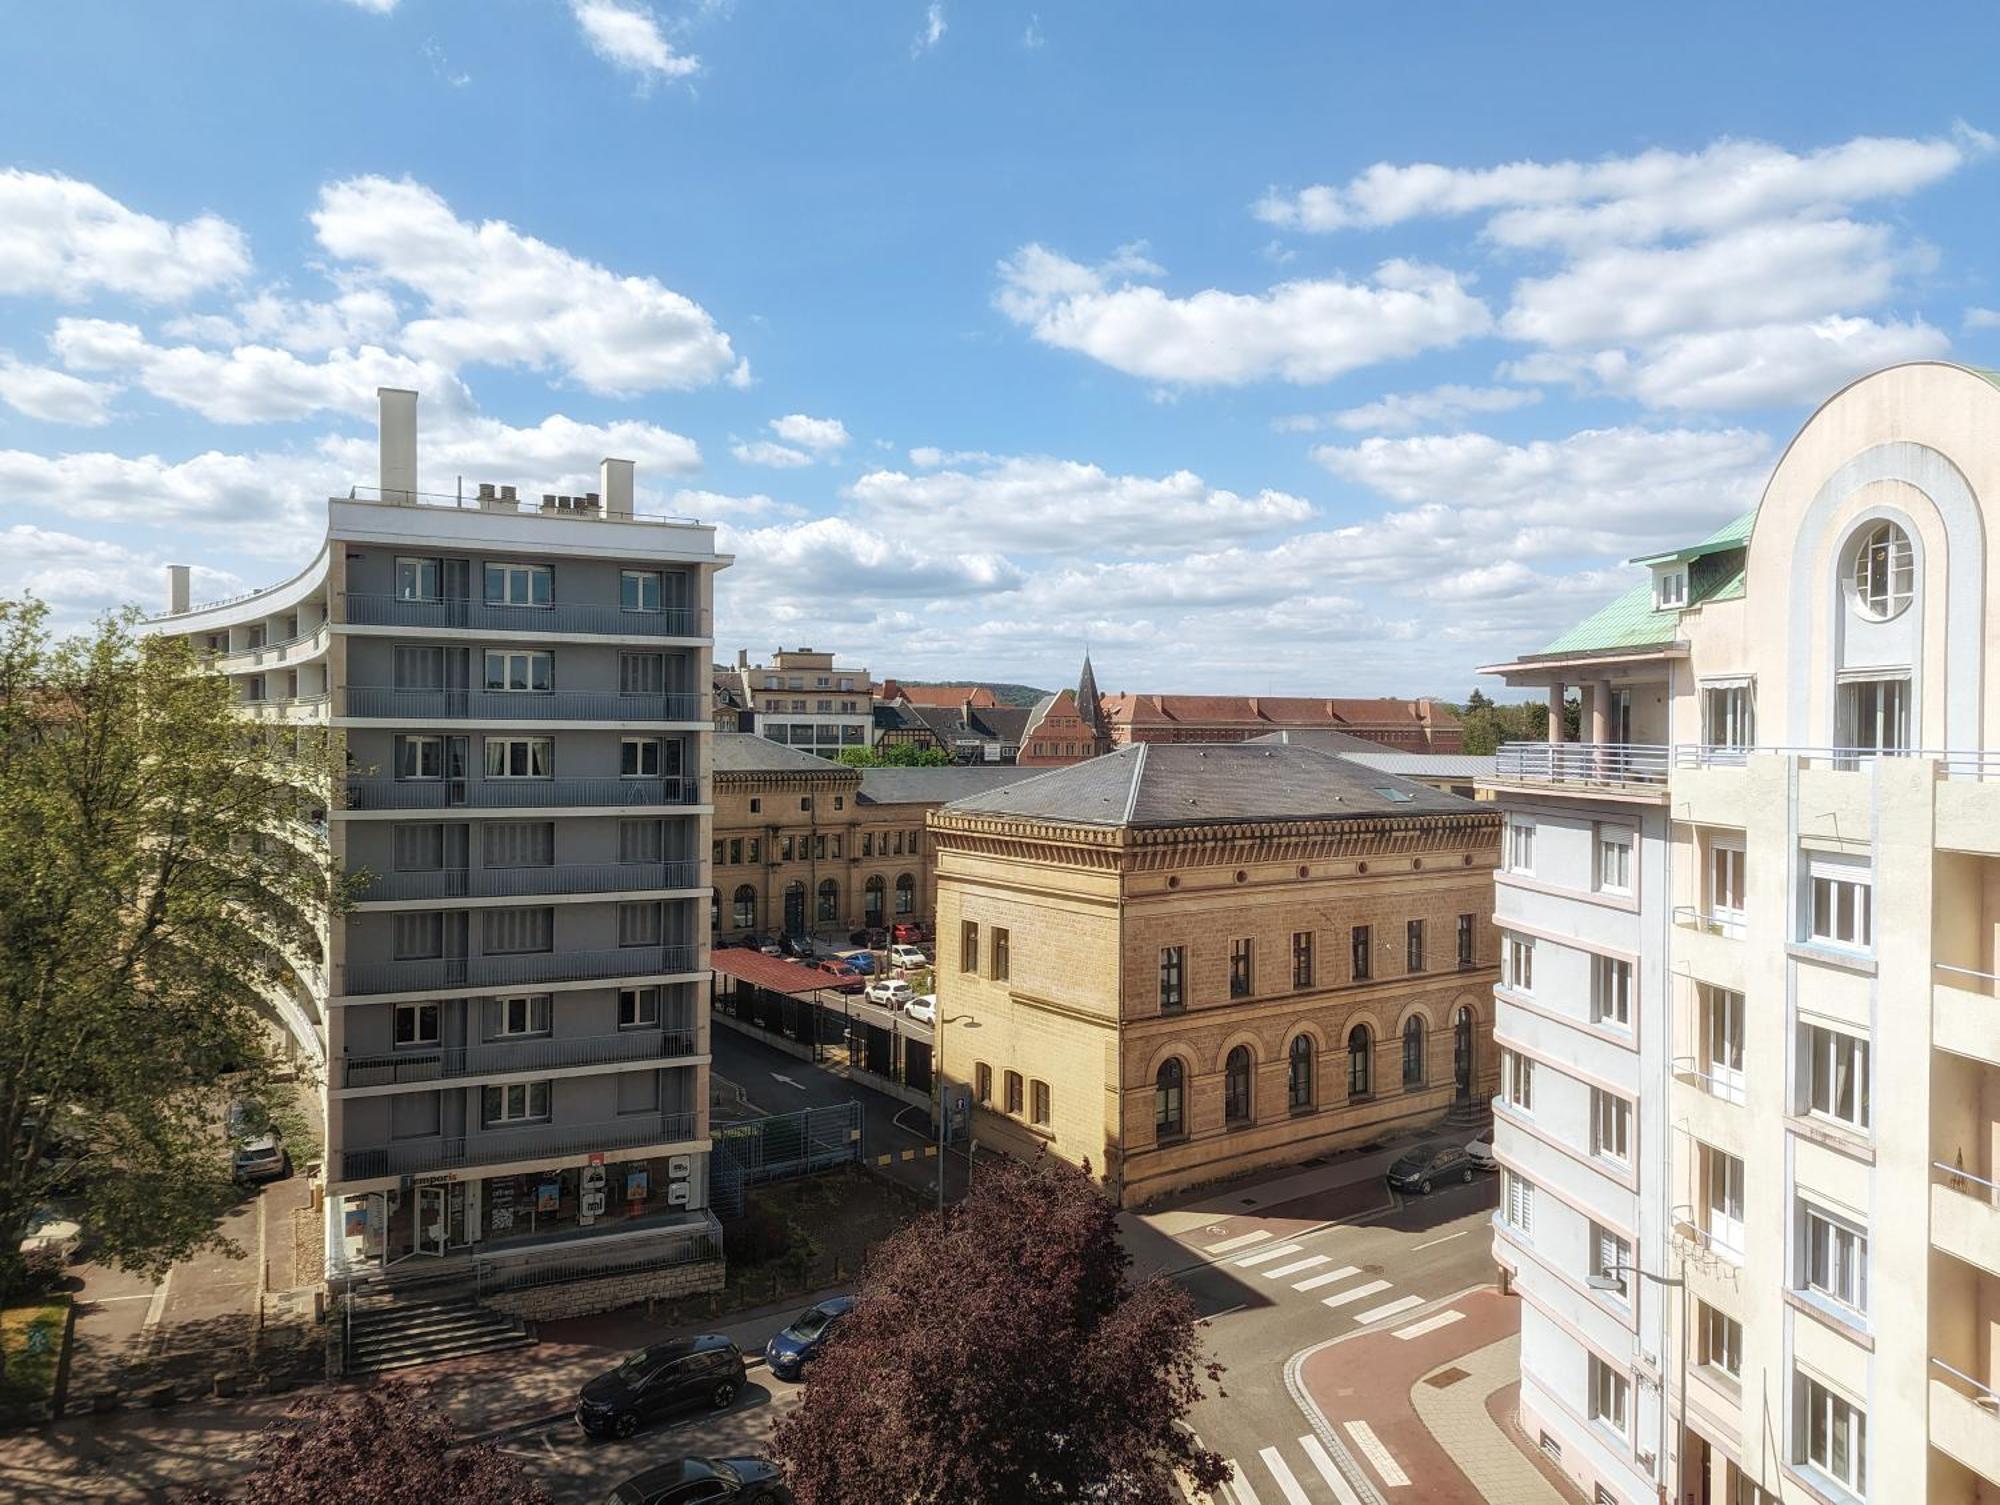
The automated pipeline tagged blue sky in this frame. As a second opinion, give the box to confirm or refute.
[3,2,1998,698]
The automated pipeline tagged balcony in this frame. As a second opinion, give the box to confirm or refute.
[1934,1162,2000,1278]
[1490,742,1669,795]
[208,621,331,673]
[1935,964,2000,1066]
[340,1026,699,1088]
[1932,1360,2000,1487]
[238,693,331,722]
[344,777,701,812]
[355,860,704,903]
[344,594,706,639]
[338,1110,699,1181]
[341,944,699,997]
[343,688,707,722]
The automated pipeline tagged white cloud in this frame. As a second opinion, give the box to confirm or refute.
[731,440,814,468]
[995,244,1490,386]
[311,175,743,394]
[1022,13,1043,48]
[912,2,945,55]
[668,488,799,521]
[339,0,398,12]
[568,0,699,84]
[0,169,249,303]
[767,413,850,452]
[0,447,337,549]
[1966,307,2000,330]
[0,524,241,622]
[314,410,703,499]
[0,356,114,425]
[1287,383,1541,434]
[718,516,1021,599]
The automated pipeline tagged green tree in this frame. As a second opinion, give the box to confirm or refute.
[0,599,345,1293]
[834,743,955,767]
[1456,689,1579,755]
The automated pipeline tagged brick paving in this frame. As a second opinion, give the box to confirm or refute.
[1411,1330,1582,1505]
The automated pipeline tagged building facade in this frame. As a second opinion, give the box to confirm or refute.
[151,387,728,1299]
[725,647,873,752]
[1482,362,2000,1505]
[929,743,1500,1208]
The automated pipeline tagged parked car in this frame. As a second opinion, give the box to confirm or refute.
[834,949,877,975]
[864,978,914,1008]
[750,935,783,957]
[607,1456,791,1505]
[891,921,931,944]
[812,959,865,994]
[848,927,889,949]
[903,994,937,1025]
[1385,1143,1476,1195]
[887,943,927,971]
[576,1336,747,1440]
[763,1294,857,1381]
[777,934,815,960]
[232,1134,290,1183]
[1466,1132,1496,1171]
[18,1207,82,1263]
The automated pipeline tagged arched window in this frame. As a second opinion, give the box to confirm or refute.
[783,879,806,934]
[1225,1045,1253,1124]
[894,872,916,915]
[1849,520,1914,619]
[1348,1025,1373,1099]
[732,884,756,930]
[1287,1034,1314,1111]
[1402,1015,1426,1088]
[1154,1059,1185,1140]
[863,874,885,924]
[817,878,839,923]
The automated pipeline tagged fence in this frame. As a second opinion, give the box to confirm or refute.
[709,1102,863,1218]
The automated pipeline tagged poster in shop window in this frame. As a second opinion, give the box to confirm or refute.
[537,1180,561,1213]
[488,1177,516,1232]
[625,1169,650,1202]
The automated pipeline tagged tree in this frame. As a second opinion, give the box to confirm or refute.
[0,599,345,1293]
[770,1153,1229,1504]
[1455,689,1579,756]
[834,743,954,767]
[183,1382,550,1504]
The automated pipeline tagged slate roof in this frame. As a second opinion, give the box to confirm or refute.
[941,742,1480,828]
[709,732,849,774]
[1336,751,1498,780]
[857,766,1043,806]
[1243,727,1386,752]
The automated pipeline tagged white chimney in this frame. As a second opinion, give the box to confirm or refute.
[166,563,190,615]
[601,457,634,519]
[378,387,418,502]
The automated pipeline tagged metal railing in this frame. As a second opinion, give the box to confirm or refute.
[1671,905,1745,938]
[1670,1056,1747,1105]
[343,687,707,722]
[1936,1158,2000,1208]
[206,621,332,671]
[341,1025,699,1087]
[1671,1210,1745,1264]
[344,776,700,811]
[339,1110,698,1180]
[344,483,703,526]
[1493,742,1671,786]
[476,1218,722,1295]
[344,594,704,638]
[239,693,332,720]
[1935,961,2000,994]
[1933,1357,2000,1415]
[341,943,699,996]
[355,860,703,902]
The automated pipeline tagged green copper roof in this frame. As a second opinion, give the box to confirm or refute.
[1536,509,1756,656]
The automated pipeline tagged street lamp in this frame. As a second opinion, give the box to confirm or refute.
[1587,1261,1687,1505]
[932,1012,979,1214]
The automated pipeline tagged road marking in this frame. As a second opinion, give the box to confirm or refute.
[1393,1309,1465,1340]
[771,1073,807,1090]
[1298,1434,1365,1505]
[1344,1420,1410,1487]
[1233,1242,1305,1268]
[1223,1459,1261,1505]
[1206,1229,1272,1255]
[1257,1446,1312,1505]
[1354,1294,1425,1325]
[1291,1264,1360,1292]
[1411,1229,1469,1251]
[1262,1255,1330,1279]
[1320,1279,1392,1309]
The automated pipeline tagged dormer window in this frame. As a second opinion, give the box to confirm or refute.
[1654,566,1689,610]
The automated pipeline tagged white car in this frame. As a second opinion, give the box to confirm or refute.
[19,1208,82,1263]
[904,994,938,1025]
[1466,1132,1496,1171]
[887,944,927,971]
[864,978,914,1008]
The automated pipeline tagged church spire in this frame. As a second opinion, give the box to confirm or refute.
[1075,651,1101,733]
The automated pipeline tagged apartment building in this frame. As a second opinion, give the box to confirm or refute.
[152,388,729,1307]
[1481,360,2000,1505]
[724,647,873,751]
[929,742,1500,1207]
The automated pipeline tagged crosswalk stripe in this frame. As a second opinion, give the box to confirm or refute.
[1262,1255,1330,1279]
[1353,1294,1425,1326]
[1233,1242,1305,1268]
[1223,1458,1262,1505]
[1320,1279,1392,1309]
[1206,1229,1272,1255]
[1292,1264,1361,1292]
[1344,1420,1411,1488]
[1298,1434,1365,1505]
[1258,1446,1312,1505]
[1393,1309,1465,1340]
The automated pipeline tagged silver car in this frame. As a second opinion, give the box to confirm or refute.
[233,1135,289,1183]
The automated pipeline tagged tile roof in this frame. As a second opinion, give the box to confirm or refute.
[711,947,831,995]
[1098,693,1456,731]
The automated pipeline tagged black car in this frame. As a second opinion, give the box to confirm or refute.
[606,1455,790,1505]
[763,1295,856,1380]
[847,926,888,949]
[576,1336,746,1439]
[1386,1143,1476,1195]
[777,933,815,959]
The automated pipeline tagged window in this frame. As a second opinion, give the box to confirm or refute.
[483,649,552,692]
[395,556,441,601]
[1506,817,1535,873]
[482,1081,552,1124]
[991,927,1010,981]
[732,885,756,929]
[393,823,446,871]
[1159,947,1185,1012]
[1807,856,1872,950]
[395,734,447,780]
[484,821,553,868]
[1288,1034,1314,1111]
[1502,933,1533,993]
[484,562,551,606]
[749,797,761,814]
[863,875,884,924]
[1502,1170,1535,1234]
[1837,676,1909,756]
[1591,954,1632,1028]
[1405,919,1425,973]
[393,1001,440,1047]
[1292,930,1314,989]
[484,737,552,779]
[483,907,553,954]
[1655,566,1689,610]
[1797,1375,1866,1494]
[1587,1356,1629,1437]
[620,819,665,863]
[1706,834,1745,930]
[1849,519,1913,619]
[1703,682,1756,749]
[726,839,742,866]
[974,1063,992,1104]
[1699,1303,1742,1380]
[894,873,915,915]
[619,987,659,1028]
[1702,1147,1746,1261]
[393,644,444,689]
[621,738,663,778]
[1155,1060,1185,1139]
[1801,1024,1870,1130]
[1596,828,1633,894]
[1225,1046,1253,1124]
[1800,1203,1868,1313]
[1590,1223,1631,1300]
[1401,1015,1425,1087]
[1591,1089,1631,1164]
[1702,986,1746,1102]
[1350,926,1371,982]
[1030,1080,1050,1127]
[1457,913,1475,968]
[960,922,979,974]
[1004,1071,1023,1115]
[393,911,444,960]
[1346,1025,1372,1099]
[1230,938,1254,997]
[620,570,663,612]
[816,879,838,923]
[621,652,667,695]
[619,901,663,947]
[492,994,552,1036]
[1502,1048,1534,1112]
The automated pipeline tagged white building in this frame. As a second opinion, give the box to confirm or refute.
[1482,361,2000,1505]
[725,647,874,753]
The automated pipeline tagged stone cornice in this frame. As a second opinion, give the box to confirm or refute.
[714,767,860,792]
[929,807,1496,872]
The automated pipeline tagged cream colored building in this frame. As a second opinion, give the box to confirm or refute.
[929,742,1500,1208]
[724,647,873,753]
[1483,361,2000,1505]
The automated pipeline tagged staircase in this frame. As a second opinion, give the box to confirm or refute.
[344,1294,534,1376]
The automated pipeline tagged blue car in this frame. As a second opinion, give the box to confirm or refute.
[763,1296,856,1380]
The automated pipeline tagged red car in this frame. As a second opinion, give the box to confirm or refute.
[813,959,865,994]
[892,921,932,945]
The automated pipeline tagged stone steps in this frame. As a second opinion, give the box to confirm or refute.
[345,1296,533,1376]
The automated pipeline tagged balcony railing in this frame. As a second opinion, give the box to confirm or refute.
[341,943,699,996]
[343,594,705,639]
[344,777,700,811]
[207,621,332,672]
[339,1110,698,1180]
[1670,1055,1747,1105]
[1672,905,1745,938]
[1493,742,1670,787]
[238,693,331,721]
[356,860,703,902]
[1934,1357,2000,1415]
[1937,1158,2000,1209]
[343,688,707,722]
[341,1026,699,1087]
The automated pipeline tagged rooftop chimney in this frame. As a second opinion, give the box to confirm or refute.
[378,387,418,503]
[736,648,748,669]
[166,563,190,616]
[601,457,634,519]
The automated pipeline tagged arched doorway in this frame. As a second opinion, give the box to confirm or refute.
[783,880,806,934]
[864,874,885,925]
[1454,1006,1475,1101]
